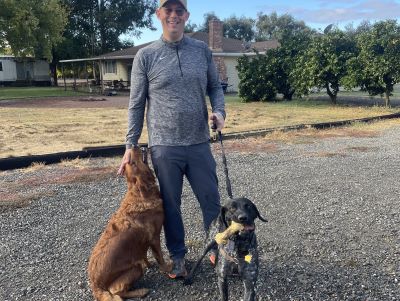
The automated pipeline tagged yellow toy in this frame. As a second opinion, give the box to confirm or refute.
[215,221,244,245]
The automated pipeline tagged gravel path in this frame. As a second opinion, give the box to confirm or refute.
[1,126,399,301]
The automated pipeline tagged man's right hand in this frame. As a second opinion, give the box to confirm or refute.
[117,149,132,176]
[209,112,225,131]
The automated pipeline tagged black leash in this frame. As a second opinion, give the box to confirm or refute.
[212,124,233,199]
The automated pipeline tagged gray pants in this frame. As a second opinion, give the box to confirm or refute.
[150,142,221,260]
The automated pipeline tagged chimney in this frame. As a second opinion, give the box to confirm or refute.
[208,18,227,82]
[209,18,223,52]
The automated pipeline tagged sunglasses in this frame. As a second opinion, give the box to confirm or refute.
[162,7,186,16]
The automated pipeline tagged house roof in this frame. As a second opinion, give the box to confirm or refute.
[187,32,245,53]
[59,32,279,63]
[99,42,153,59]
[98,32,279,59]
[0,55,47,62]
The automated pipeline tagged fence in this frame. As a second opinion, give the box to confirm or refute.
[61,79,130,95]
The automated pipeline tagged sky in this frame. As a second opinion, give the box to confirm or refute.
[130,0,400,44]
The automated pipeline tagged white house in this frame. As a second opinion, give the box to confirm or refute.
[0,55,51,85]
[60,19,279,92]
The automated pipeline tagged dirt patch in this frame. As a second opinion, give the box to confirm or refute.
[306,151,348,158]
[346,146,379,152]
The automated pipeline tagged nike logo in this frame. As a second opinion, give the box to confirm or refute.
[159,56,168,60]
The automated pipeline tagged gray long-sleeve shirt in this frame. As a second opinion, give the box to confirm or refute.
[125,35,226,148]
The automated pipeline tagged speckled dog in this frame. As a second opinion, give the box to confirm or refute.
[184,197,267,301]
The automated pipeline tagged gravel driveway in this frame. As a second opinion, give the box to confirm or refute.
[0,126,399,301]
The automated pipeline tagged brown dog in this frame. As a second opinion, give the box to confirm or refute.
[88,147,171,301]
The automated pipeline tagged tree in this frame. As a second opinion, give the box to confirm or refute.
[270,47,296,100]
[255,12,311,41]
[344,20,372,39]
[292,28,356,104]
[198,12,219,33]
[251,12,314,100]
[273,21,314,100]
[0,0,68,60]
[51,0,157,85]
[184,21,198,33]
[236,54,277,102]
[343,20,400,107]
[199,13,256,42]
[223,16,255,42]
[58,0,156,56]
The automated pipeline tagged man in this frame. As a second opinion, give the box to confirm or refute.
[117,0,225,279]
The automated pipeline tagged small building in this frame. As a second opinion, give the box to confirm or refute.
[0,55,51,86]
[60,19,279,93]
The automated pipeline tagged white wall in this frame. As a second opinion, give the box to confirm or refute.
[224,57,239,92]
[102,60,129,81]
[100,57,240,91]
[0,59,17,81]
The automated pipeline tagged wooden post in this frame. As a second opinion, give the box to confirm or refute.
[73,63,77,91]
[85,61,89,84]
[85,61,90,93]
[62,63,66,91]
[99,60,104,95]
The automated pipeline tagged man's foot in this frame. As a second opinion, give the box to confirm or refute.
[167,258,187,279]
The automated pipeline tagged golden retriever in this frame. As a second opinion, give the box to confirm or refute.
[88,147,171,301]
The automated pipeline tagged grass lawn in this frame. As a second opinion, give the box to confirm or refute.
[1,94,400,158]
[0,87,88,99]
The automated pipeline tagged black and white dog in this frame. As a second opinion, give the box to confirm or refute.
[184,197,267,301]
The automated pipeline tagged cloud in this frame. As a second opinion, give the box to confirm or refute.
[258,0,400,25]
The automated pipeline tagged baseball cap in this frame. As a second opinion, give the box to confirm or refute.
[159,0,187,11]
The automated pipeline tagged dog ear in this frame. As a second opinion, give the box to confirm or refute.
[218,206,229,228]
[131,146,142,161]
[253,203,268,222]
[124,160,138,190]
[124,161,133,178]
[219,198,236,228]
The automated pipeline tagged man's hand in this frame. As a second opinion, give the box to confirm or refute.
[209,112,225,131]
[117,149,132,176]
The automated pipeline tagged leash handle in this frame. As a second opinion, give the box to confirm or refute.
[211,122,217,140]
[217,130,233,199]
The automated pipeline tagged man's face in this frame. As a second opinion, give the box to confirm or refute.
[156,1,189,41]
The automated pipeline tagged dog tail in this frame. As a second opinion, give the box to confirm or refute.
[183,240,217,286]
[91,285,123,301]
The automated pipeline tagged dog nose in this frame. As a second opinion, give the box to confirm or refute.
[238,215,248,222]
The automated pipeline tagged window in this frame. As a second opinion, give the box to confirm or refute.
[104,60,117,74]
[0,62,3,72]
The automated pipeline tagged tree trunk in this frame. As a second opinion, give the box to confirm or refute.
[50,48,58,86]
[384,82,392,107]
[385,91,391,107]
[50,61,58,86]
[283,90,294,101]
[326,83,337,104]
